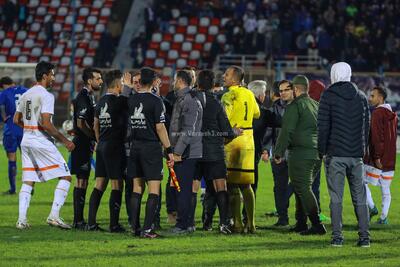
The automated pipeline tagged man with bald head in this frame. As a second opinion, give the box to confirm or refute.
[318,62,370,247]
[222,66,260,233]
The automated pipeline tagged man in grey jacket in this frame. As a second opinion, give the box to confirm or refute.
[318,62,370,247]
[169,69,204,234]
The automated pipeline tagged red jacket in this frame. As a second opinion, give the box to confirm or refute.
[364,104,398,171]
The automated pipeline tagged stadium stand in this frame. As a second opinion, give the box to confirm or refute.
[0,0,115,95]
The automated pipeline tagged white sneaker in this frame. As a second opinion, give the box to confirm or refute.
[47,216,71,229]
[16,220,31,229]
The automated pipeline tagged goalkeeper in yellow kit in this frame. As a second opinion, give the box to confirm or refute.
[221,66,260,233]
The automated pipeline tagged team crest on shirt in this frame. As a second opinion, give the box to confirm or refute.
[130,103,146,129]
[99,103,112,127]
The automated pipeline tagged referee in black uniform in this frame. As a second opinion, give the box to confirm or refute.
[128,67,174,238]
[71,67,103,229]
[86,70,127,232]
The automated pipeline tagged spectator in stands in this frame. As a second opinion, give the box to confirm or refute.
[2,0,17,32]
[157,4,171,33]
[130,32,147,68]
[107,14,122,48]
[16,0,28,30]
[144,3,156,40]
[44,16,54,48]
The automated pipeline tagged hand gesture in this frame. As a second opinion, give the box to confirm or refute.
[233,127,243,137]
[122,72,134,88]
[167,153,174,168]
[64,140,75,152]
[173,153,182,162]
[375,159,383,169]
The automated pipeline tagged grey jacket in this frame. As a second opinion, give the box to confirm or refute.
[169,87,204,159]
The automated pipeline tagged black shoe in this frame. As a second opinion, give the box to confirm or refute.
[289,223,308,233]
[85,223,105,232]
[170,226,189,235]
[73,221,87,230]
[300,224,327,235]
[141,229,162,238]
[273,219,289,227]
[3,190,16,195]
[202,223,213,231]
[110,224,126,233]
[331,237,344,247]
[219,224,232,235]
[357,238,370,248]
[152,222,162,231]
[131,228,141,237]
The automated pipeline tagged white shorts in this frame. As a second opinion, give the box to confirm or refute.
[21,144,71,182]
[364,164,394,186]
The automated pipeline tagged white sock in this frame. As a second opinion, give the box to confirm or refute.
[380,181,392,219]
[365,184,375,209]
[19,184,33,222]
[49,180,71,218]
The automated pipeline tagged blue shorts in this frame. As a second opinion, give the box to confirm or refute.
[3,135,22,153]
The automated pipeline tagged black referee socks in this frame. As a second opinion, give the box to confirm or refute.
[216,191,229,225]
[88,188,104,226]
[73,187,87,224]
[109,190,122,228]
[130,192,142,232]
[143,194,159,231]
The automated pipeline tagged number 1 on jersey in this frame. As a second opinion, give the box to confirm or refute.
[244,101,248,121]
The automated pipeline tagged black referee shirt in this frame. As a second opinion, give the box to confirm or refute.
[72,87,96,140]
[128,92,165,143]
[95,93,128,143]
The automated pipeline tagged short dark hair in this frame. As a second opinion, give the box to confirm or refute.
[131,71,140,78]
[373,86,387,101]
[82,67,102,85]
[0,76,14,88]
[176,70,192,86]
[104,69,122,88]
[214,71,224,87]
[197,70,215,91]
[35,61,55,81]
[278,79,293,88]
[228,65,244,83]
[272,81,280,97]
[182,66,197,72]
[140,67,157,86]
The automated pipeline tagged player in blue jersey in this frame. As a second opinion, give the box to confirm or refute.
[0,77,27,194]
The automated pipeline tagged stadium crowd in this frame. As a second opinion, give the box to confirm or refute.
[0,59,397,248]
[133,0,400,71]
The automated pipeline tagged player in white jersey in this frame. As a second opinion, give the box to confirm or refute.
[13,61,75,229]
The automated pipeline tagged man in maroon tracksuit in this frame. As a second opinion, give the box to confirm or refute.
[364,86,398,224]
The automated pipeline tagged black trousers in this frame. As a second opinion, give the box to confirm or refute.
[166,170,178,214]
[174,159,198,229]
[271,160,293,221]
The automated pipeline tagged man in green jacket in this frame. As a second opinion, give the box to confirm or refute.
[273,75,326,235]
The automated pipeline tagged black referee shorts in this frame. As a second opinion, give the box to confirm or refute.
[95,141,126,179]
[71,137,94,178]
[127,142,163,181]
[194,160,227,181]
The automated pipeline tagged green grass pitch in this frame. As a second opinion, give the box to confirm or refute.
[0,146,399,266]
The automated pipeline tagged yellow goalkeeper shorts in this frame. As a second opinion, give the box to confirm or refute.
[224,129,255,184]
